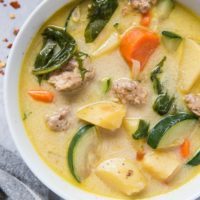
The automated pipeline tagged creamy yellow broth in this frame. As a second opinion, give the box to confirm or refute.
[20,1,200,199]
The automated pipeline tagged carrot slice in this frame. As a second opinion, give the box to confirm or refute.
[120,27,160,71]
[136,150,145,161]
[180,139,190,159]
[28,90,54,103]
[140,12,152,27]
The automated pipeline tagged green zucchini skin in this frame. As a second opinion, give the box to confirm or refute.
[147,113,197,149]
[162,31,182,39]
[187,151,200,166]
[161,31,182,51]
[67,124,94,182]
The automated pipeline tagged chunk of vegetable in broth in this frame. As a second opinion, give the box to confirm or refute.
[64,1,82,31]
[68,125,100,182]
[147,113,198,149]
[120,27,160,70]
[92,32,120,57]
[162,31,182,52]
[77,101,126,131]
[85,0,118,43]
[132,120,150,140]
[140,12,152,27]
[188,149,200,166]
[150,56,166,95]
[34,40,57,68]
[179,39,200,93]
[123,118,140,135]
[96,158,147,195]
[101,77,112,93]
[153,93,174,115]
[142,151,181,182]
[156,0,175,20]
[28,90,54,103]
[123,118,145,151]
[151,57,175,115]
[33,26,77,76]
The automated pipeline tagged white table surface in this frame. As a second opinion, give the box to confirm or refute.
[0,1,200,200]
[0,0,41,153]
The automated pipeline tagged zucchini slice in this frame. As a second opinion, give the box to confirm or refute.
[68,124,99,182]
[147,113,197,149]
[162,31,182,51]
[188,150,200,166]
[157,0,175,20]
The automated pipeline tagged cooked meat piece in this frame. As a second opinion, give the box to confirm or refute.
[48,57,95,92]
[112,78,148,105]
[130,0,157,14]
[83,57,95,81]
[185,94,200,116]
[46,107,70,132]
[63,58,79,71]
[48,70,83,91]
[52,59,79,75]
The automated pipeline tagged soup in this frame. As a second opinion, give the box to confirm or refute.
[19,0,200,199]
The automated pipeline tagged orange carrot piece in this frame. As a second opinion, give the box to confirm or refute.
[120,27,160,71]
[180,139,190,158]
[140,12,152,27]
[28,90,54,103]
[136,150,145,161]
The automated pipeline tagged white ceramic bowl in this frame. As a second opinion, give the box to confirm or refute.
[4,0,200,199]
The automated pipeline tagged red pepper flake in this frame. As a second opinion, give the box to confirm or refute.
[13,28,19,36]
[2,38,8,42]
[136,150,145,161]
[7,43,13,49]
[9,1,21,9]
[0,70,5,76]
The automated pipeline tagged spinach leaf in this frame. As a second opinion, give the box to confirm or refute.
[74,52,89,80]
[34,40,56,68]
[23,112,32,121]
[85,0,118,43]
[34,40,56,84]
[33,26,77,76]
[150,56,166,94]
[133,120,150,140]
[42,26,75,48]
[150,56,175,115]
[153,93,175,115]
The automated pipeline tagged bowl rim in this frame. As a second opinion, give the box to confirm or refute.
[4,0,200,200]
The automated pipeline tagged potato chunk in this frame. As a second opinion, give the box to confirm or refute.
[96,158,146,195]
[123,118,140,135]
[142,151,181,182]
[77,101,126,131]
[179,39,200,93]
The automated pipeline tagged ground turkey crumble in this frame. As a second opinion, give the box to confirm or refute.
[112,78,148,105]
